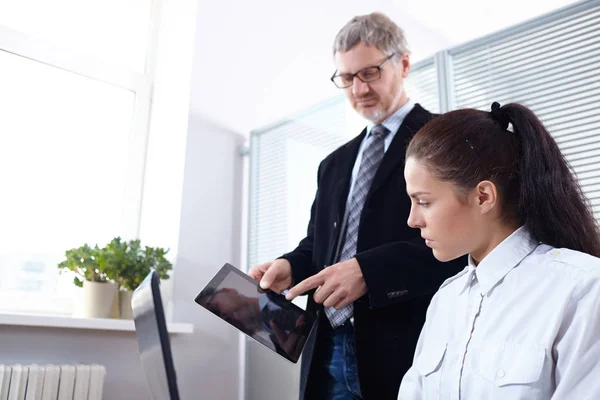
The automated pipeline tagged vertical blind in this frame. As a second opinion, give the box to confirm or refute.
[405,60,440,113]
[450,0,600,218]
[247,98,349,268]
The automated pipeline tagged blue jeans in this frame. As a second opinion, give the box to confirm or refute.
[319,323,362,400]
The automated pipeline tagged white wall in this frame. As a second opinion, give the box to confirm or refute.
[170,115,245,400]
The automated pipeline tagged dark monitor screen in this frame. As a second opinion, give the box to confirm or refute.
[195,263,316,363]
[132,270,180,400]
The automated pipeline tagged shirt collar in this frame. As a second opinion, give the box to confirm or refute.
[472,226,540,296]
[366,99,414,137]
[459,263,478,295]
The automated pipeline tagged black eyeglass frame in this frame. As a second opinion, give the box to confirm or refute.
[330,53,395,89]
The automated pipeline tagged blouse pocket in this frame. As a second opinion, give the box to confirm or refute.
[473,342,546,388]
[415,342,447,376]
[414,343,447,399]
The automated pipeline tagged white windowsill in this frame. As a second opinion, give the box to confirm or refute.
[0,312,194,334]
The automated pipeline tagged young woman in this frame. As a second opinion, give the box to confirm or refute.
[397,102,600,399]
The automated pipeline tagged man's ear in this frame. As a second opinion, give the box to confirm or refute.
[400,52,410,78]
[475,180,498,215]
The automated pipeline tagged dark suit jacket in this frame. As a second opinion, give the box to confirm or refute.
[280,104,467,400]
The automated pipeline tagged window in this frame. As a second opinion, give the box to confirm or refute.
[404,59,440,113]
[0,1,156,314]
[448,1,600,219]
[248,97,352,269]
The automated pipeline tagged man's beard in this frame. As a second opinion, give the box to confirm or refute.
[359,105,386,123]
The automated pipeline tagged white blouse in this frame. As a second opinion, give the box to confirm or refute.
[398,227,600,400]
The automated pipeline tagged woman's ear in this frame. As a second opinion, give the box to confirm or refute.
[475,180,498,215]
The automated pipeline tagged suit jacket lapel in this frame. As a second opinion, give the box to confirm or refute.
[329,104,432,217]
[365,104,431,203]
[323,130,365,265]
[332,128,367,216]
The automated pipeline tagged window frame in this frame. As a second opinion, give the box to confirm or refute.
[0,0,161,315]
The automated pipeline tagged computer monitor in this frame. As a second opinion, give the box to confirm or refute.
[132,270,180,400]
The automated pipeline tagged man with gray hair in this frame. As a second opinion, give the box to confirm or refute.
[250,12,465,399]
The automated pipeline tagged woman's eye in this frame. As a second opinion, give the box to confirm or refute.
[417,200,429,207]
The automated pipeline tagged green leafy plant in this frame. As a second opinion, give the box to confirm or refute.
[58,238,172,290]
[103,237,172,291]
[57,244,115,287]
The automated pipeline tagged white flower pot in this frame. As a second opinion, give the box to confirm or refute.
[80,280,118,318]
[110,289,120,318]
[119,290,134,319]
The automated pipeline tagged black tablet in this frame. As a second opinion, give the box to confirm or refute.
[194,263,316,363]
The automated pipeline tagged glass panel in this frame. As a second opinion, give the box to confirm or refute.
[0,50,135,309]
[0,0,152,71]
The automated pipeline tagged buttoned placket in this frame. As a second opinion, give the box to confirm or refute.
[450,269,484,400]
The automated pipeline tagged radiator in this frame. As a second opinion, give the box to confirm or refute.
[0,364,105,400]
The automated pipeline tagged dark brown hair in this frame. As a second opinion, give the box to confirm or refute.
[406,103,600,257]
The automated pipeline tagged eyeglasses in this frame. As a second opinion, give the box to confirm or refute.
[330,54,395,89]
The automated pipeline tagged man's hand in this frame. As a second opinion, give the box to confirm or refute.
[285,258,367,309]
[248,259,292,294]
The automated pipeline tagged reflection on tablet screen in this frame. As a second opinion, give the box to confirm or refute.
[195,263,316,363]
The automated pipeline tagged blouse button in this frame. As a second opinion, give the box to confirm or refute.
[496,369,505,378]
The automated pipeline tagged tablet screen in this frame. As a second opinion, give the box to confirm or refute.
[194,263,316,363]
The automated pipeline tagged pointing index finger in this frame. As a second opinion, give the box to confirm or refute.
[285,275,324,300]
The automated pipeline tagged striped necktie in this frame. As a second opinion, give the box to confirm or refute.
[325,124,390,328]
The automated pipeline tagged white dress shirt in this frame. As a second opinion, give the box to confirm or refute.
[398,227,600,400]
[346,99,415,209]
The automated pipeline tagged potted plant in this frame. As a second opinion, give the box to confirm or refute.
[103,238,173,319]
[58,244,118,318]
